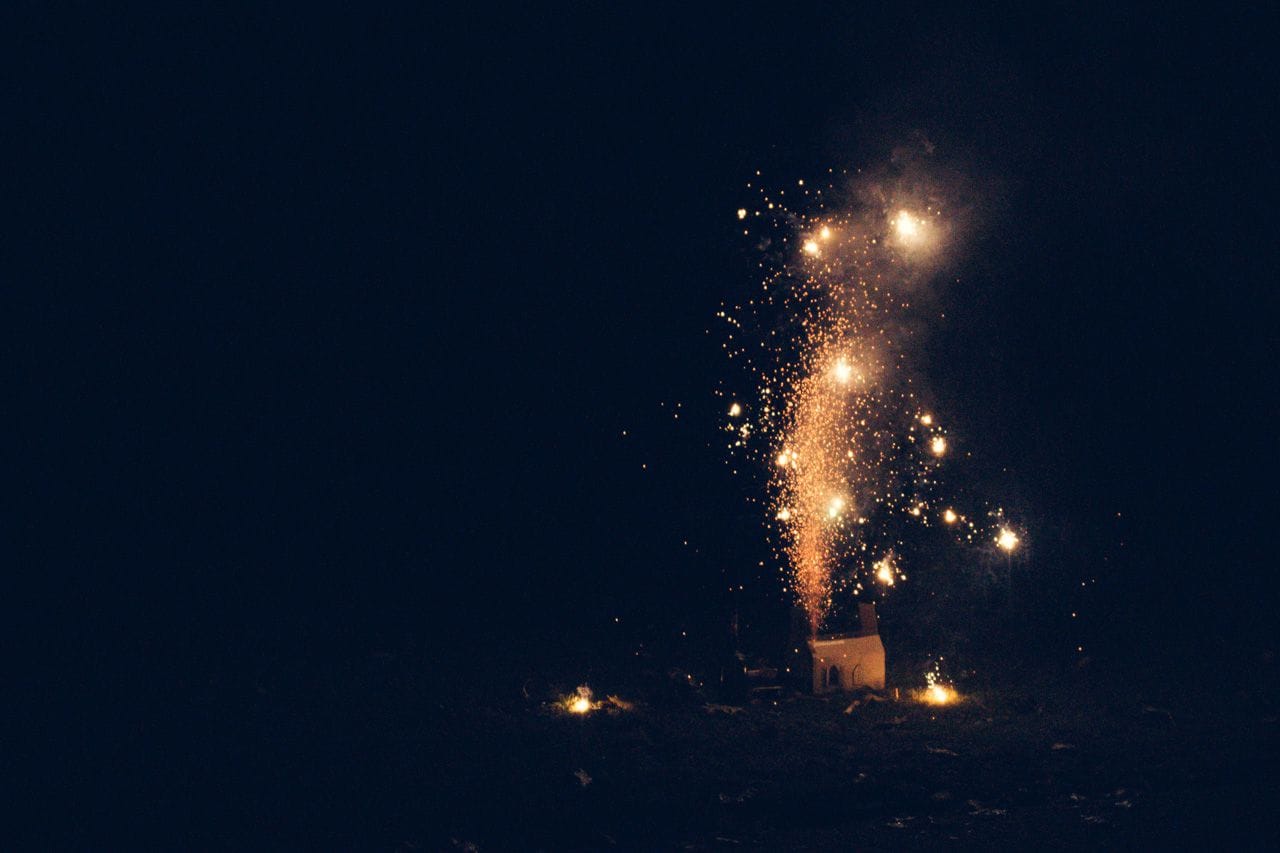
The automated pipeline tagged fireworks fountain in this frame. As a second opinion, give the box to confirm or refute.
[720,165,1023,638]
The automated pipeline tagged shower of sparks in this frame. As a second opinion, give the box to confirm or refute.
[920,659,957,705]
[997,527,1020,552]
[873,552,900,586]
[718,166,1024,634]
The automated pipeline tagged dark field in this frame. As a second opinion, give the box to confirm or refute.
[161,654,1278,850]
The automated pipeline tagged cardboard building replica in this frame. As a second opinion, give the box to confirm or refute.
[808,602,886,693]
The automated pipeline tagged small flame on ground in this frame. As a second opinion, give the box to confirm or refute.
[923,683,954,705]
[566,685,595,714]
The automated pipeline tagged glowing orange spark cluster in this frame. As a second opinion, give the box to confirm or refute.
[718,167,1025,634]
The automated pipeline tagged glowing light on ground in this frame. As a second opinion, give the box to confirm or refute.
[565,685,596,715]
[921,664,957,705]
[833,359,854,384]
[923,683,955,705]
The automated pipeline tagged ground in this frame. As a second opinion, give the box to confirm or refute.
[175,654,1279,849]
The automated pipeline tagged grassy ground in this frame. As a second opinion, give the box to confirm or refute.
[156,651,1278,849]
[420,665,1276,850]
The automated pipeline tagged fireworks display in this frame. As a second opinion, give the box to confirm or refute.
[720,167,1024,635]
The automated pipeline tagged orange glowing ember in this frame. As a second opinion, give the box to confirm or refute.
[923,683,954,705]
[565,685,595,714]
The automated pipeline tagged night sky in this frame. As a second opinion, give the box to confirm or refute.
[21,6,1276,687]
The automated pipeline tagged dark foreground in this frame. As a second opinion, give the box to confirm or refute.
[155,655,1279,850]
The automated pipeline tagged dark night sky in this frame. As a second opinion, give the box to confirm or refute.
[18,6,1277,678]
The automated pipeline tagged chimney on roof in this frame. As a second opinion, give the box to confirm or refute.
[858,602,879,636]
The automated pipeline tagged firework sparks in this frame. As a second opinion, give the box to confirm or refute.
[874,553,898,586]
[920,660,957,705]
[924,682,954,704]
[720,166,1023,634]
[997,527,1020,552]
[894,210,925,243]
[832,358,855,384]
[565,685,596,714]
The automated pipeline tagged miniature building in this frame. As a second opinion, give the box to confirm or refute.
[808,602,886,693]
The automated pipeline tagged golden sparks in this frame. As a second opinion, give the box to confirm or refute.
[721,170,1023,634]
[923,683,954,705]
[894,209,923,242]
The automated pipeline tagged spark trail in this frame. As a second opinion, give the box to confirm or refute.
[720,166,1022,634]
